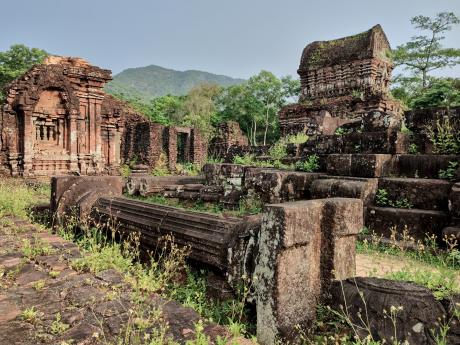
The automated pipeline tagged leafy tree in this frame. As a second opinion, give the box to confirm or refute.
[149,95,183,125]
[216,84,261,145]
[217,71,299,145]
[179,83,222,140]
[0,44,48,89]
[393,12,460,88]
[410,78,460,109]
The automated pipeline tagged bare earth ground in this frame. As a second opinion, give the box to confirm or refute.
[356,253,460,287]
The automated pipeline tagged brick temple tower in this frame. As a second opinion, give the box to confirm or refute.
[279,25,402,136]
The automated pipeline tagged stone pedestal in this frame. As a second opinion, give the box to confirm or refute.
[254,198,362,344]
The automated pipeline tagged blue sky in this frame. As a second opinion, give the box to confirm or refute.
[1,0,459,78]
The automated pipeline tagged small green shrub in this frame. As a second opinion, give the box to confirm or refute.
[426,118,460,154]
[207,156,224,164]
[51,312,70,334]
[334,127,348,135]
[268,140,287,161]
[21,306,38,322]
[72,243,132,274]
[152,152,170,176]
[286,132,309,144]
[233,153,257,166]
[0,179,50,218]
[375,189,390,206]
[295,154,320,172]
[439,161,459,181]
[22,237,55,259]
[375,189,413,208]
[400,121,412,134]
[390,198,413,209]
[177,163,201,176]
[408,143,418,154]
[120,164,132,178]
[238,194,264,215]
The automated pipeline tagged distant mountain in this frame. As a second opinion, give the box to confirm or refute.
[105,64,245,101]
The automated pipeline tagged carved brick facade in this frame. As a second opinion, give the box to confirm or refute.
[0,56,207,176]
[280,25,402,136]
[0,56,124,176]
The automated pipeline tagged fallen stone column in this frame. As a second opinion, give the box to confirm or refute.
[329,277,458,345]
[125,175,205,196]
[51,176,123,224]
[138,175,205,196]
[52,176,261,284]
[94,196,259,272]
[254,198,362,344]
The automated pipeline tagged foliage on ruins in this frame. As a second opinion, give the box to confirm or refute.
[425,117,460,154]
[0,44,48,94]
[115,70,300,145]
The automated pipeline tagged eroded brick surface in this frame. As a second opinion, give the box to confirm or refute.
[0,217,231,345]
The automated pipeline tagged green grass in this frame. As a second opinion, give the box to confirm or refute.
[358,228,460,299]
[0,178,50,218]
[128,193,263,217]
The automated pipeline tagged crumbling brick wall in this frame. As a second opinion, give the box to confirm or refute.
[209,121,249,158]
[122,123,207,172]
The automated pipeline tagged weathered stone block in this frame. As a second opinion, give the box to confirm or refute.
[254,198,362,344]
[366,206,448,240]
[396,154,459,178]
[327,154,394,177]
[326,154,352,175]
[311,176,378,206]
[330,277,448,345]
[51,176,123,222]
[449,183,460,218]
[244,168,321,203]
[379,178,452,211]
[351,154,394,177]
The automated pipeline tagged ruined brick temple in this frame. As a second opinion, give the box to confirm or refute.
[0,57,205,176]
[0,56,124,176]
[280,24,402,136]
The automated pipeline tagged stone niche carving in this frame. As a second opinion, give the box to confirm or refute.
[0,56,124,176]
[279,25,402,136]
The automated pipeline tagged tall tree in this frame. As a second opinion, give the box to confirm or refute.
[393,12,460,88]
[217,71,300,145]
[180,83,222,140]
[0,44,48,89]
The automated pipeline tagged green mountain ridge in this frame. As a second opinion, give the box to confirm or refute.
[105,64,245,101]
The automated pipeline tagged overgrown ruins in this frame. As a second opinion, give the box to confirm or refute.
[280,24,402,136]
[2,24,460,345]
[0,57,206,176]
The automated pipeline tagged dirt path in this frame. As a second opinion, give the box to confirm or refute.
[0,217,234,345]
[356,252,460,287]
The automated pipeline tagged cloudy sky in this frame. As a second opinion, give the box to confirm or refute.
[1,0,459,78]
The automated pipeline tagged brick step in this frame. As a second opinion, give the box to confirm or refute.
[366,206,449,241]
[326,154,395,177]
[377,178,452,211]
[396,154,459,179]
[310,176,377,206]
